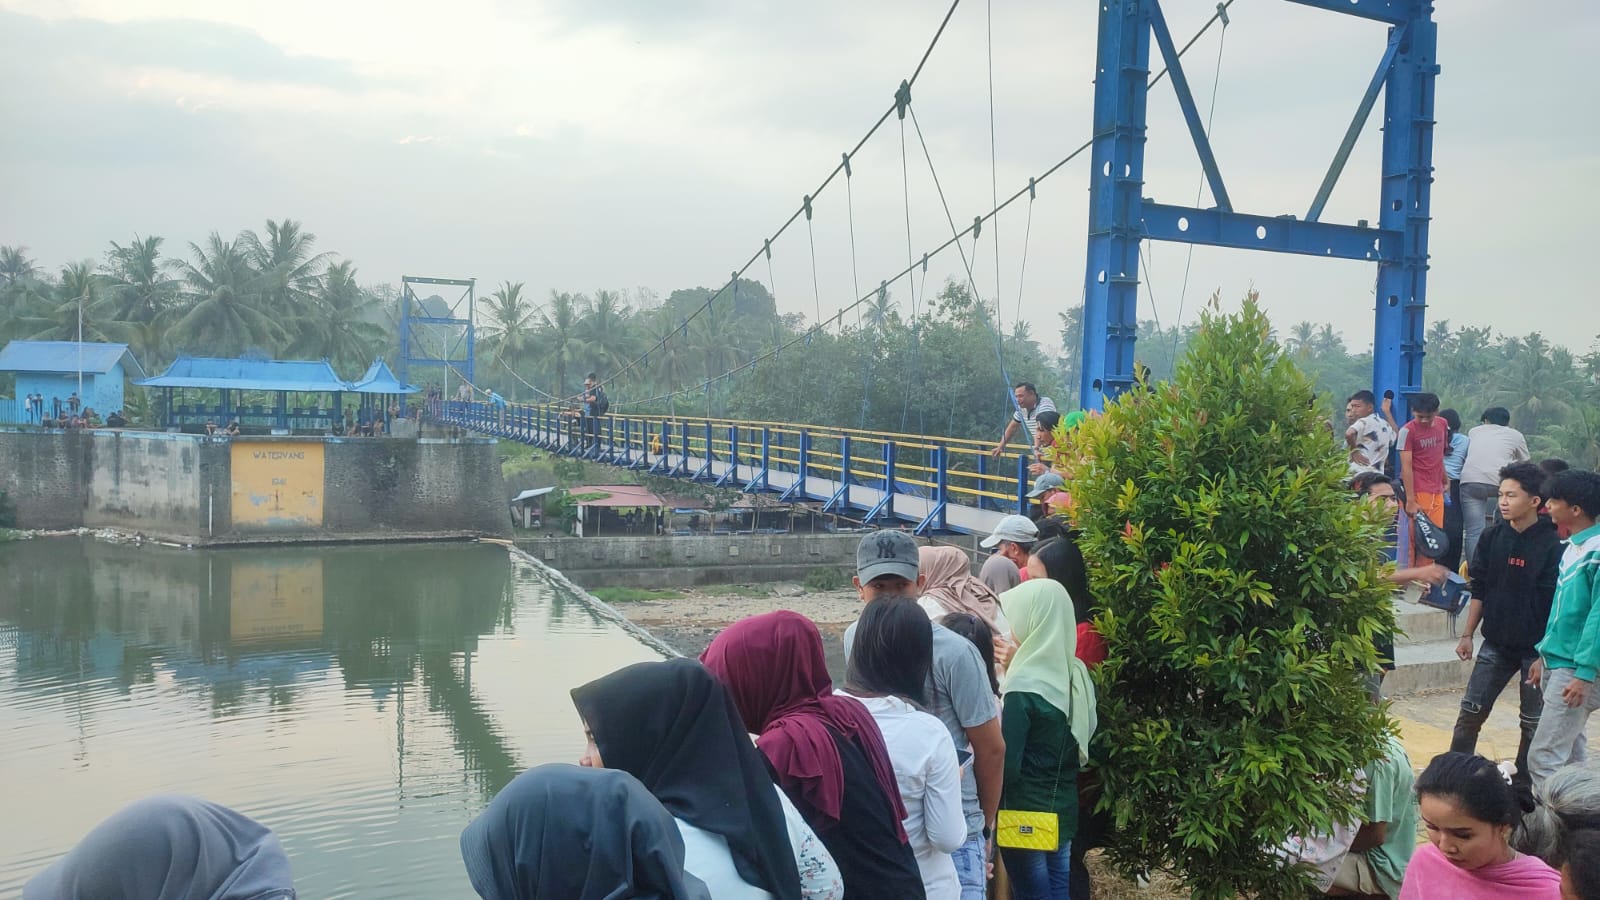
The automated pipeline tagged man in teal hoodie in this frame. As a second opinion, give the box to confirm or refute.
[1527,469,1600,788]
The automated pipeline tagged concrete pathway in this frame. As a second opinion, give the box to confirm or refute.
[1392,680,1600,774]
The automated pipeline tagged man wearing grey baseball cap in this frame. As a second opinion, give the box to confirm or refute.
[978,514,1037,595]
[846,530,1005,899]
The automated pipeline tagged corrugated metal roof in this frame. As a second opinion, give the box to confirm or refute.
[0,341,146,378]
[136,355,349,392]
[351,358,420,394]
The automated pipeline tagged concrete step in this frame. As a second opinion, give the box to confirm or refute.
[1388,638,1474,696]
[1395,603,1461,645]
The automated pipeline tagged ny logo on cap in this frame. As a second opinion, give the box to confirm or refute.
[875,534,901,559]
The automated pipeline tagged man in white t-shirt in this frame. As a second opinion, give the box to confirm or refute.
[1344,390,1394,475]
[1458,406,1531,562]
[989,382,1056,459]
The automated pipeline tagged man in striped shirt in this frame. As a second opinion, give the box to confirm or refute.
[989,382,1056,460]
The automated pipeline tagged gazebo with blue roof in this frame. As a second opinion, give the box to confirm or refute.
[349,358,420,431]
[0,340,146,424]
[136,355,353,432]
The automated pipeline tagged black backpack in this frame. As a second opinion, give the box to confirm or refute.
[591,387,609,417]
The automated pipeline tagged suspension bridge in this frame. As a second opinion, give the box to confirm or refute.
[412,0,1438,537]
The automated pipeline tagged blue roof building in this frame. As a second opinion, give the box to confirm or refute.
[350,358,420,395]
[0,340,146,424]
[137,355,356,432]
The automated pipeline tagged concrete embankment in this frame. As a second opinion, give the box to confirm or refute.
[0,428,509,544]
[516,532,862,588]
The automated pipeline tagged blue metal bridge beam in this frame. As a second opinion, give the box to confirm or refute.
[1142,203,1400,262]
[1282,0,1408,26]
[1373,6,1437,418]
[1147,0,1232,214]
[1080,0,1437,414]
[1079,0,1152,410]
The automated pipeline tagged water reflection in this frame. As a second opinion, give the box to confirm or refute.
[0,538,667,898]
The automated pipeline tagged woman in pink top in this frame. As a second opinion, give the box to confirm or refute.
[1401,752,1561,899]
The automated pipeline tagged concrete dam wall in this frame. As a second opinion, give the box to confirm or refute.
[0,429,510,543]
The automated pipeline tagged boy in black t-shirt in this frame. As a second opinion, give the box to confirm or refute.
[1449,461,1564,802]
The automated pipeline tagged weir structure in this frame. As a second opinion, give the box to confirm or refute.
[1079,0,1437,416]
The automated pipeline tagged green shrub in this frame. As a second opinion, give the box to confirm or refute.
[1065,294,1395,899]
[802,567,849,592]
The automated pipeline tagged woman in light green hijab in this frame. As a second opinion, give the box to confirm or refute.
[995,579,1098,899]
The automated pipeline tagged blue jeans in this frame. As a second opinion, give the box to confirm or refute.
[1001,843,1073,900]
[1460,482,1499,564]
[951,835,987,900]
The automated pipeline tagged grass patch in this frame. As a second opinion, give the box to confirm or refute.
[694,583,773,598]
[802,567,851,592]
[588,587,683,604]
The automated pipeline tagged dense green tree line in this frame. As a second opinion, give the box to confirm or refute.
[3,227,1595,466]
[1112,307,1600,469]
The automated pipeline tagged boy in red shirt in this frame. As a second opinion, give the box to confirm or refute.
[1392,392,1449,560]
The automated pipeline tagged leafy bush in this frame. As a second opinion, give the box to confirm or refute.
[802,567,850,592]
[1063,295,1395,899]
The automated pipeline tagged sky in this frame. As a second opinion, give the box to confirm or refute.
[1,0,1597,359]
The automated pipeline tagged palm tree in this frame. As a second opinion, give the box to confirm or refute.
[1287,321,1316,355]
[866,285,897,332]
[537,290,584,398]
[0,245,38,288]
[579,289,635,375]
[172,233,282,355]
[12,261,122,343]
[642,305,693,400]
[294,260,386,372]
[104,235,179,324]
[480,281,542,394]
[1492,333,1574,434]
[242,219,331,343]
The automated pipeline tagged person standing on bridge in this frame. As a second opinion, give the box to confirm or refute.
[581,372,608,448]
[990,383,1056,461]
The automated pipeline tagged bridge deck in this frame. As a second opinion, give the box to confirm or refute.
[436,402,1033,537]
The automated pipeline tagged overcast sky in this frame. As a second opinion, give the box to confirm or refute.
[2,0,1596,359]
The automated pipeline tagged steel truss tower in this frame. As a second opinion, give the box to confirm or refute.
[1079,0,1437,418]
[398,276,476,394]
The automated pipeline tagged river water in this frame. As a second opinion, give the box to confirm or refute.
[0,538,668,898]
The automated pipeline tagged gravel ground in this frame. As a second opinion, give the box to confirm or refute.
[613,583,863,680]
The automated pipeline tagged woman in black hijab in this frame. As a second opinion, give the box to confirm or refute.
[573,657,840,900]
[460,763,710,900]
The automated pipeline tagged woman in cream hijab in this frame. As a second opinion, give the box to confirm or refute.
[995,580,1097,900]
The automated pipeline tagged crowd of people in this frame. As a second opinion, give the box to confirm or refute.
[20,390,129,429]
[20,382,1600,899]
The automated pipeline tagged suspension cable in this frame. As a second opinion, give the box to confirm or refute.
[609,4,1238,411]
[1172,4,1231,365]
[589,0,965,397]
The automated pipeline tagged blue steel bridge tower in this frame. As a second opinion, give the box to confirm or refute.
[1079,0,1437,419]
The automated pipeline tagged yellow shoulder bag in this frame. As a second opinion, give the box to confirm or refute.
[995,741,1066,851]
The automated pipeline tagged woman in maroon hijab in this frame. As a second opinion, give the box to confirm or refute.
[701,611,926,899]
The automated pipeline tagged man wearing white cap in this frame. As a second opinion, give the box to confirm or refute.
[978,514,1037,595]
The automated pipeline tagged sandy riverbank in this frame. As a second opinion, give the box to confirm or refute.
[607,583,863,680]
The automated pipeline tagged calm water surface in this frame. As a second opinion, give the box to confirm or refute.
[0,538,668,898]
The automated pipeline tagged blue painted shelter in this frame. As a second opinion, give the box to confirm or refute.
[350,358,420,430]
[0,340,146,424]
[136,355,352,432]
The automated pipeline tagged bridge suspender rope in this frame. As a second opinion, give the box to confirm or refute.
[482,0,1243,426]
